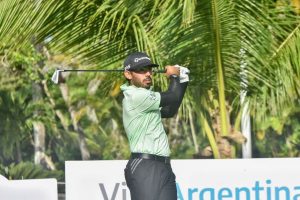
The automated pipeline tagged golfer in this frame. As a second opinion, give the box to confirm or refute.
[121,52,189,200]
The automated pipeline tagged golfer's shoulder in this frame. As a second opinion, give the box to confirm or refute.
[131,87,150,99]
[129,88,159,102]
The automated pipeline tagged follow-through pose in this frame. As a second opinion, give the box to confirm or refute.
[121,52,189,200]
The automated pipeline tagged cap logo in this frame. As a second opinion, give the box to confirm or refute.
[125,65,131,70]
[134,57,151,63]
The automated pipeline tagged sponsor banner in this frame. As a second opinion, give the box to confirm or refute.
[0,178,57,200]
[65,158,300,200]
[66,160,128,200]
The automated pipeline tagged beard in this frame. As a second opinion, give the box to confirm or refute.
[143,77,152,88]
[130,75,153,89]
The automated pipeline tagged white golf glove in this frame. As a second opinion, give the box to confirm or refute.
[175,65,190,83]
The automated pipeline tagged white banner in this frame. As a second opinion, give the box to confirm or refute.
[0,178,57,200]
[65,158,300,200]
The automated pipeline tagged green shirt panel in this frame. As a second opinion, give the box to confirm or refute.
[120,84,170,156]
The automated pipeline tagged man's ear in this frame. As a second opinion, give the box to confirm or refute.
[124,71,132,80]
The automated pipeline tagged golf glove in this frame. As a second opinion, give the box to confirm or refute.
[175,65,190,83]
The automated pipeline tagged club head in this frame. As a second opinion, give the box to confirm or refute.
[51,69,64,84]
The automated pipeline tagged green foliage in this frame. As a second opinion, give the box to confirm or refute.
[0,90,31,163]
[254,110,300,157]
[0,0,299,179]
[0,162,62,181]
[0,45,42,90]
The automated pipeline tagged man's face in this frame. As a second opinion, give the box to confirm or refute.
[124,66,153,89]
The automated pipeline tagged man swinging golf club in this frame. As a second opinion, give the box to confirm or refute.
[121,52,189,200]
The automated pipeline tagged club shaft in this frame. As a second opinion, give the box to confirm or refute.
[63,69,123,72]
[61,69,166,73]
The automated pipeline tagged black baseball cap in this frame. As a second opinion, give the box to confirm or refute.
[124,52,159,71]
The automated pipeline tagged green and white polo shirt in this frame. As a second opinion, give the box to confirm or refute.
[120,83,170,157]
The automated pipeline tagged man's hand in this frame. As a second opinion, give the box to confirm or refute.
[165,65,180,77]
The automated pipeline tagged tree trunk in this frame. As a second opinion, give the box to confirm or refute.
[70,106,91,160]
[32,83,56,170]
[59,83,90,160]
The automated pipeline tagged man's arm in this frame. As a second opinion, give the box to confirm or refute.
[159,66,189,118]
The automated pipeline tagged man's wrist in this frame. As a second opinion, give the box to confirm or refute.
[170,74,178,78]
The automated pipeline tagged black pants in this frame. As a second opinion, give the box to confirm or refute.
[124,157,177,200]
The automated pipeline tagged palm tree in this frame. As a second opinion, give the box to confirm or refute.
[44,0,299,158]
[1,0,299,166]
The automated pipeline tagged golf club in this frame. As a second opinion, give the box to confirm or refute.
[51,68,167,84]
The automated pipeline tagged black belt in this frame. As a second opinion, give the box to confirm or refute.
[131,153,170,164]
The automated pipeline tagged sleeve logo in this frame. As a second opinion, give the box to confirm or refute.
[149,92,157,100]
